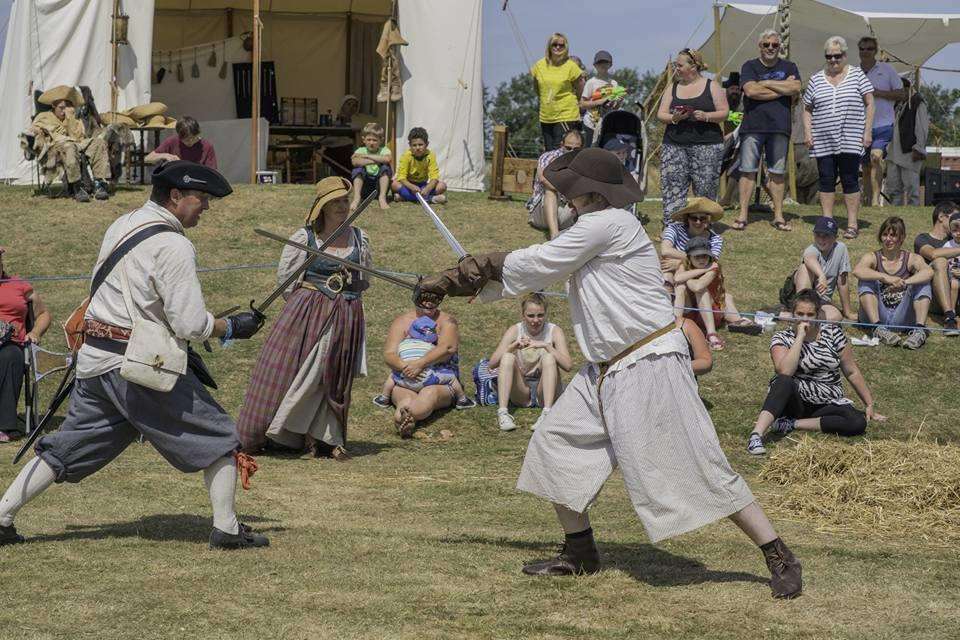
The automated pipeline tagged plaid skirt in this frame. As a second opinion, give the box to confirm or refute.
[236,288,365,452]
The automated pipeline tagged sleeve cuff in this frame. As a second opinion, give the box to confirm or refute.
[199,311,216,341]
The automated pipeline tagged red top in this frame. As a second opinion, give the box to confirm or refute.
[155,136,218,169]
[0,275,33,344]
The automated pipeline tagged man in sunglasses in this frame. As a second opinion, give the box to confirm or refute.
[858,36,906,207]
[733,29,801,232]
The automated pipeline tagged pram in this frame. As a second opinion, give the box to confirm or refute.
[597,109,646,219]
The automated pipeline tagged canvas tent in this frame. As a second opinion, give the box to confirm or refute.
[0,0,484,191]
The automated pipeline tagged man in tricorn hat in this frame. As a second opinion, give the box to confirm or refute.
[28,85,112,202]
[414,148,803,598]
[0,161,270,550]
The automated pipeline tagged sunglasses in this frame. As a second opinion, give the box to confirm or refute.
[688,215,710,223]
[561,145,577,151]
[551,42,566,48]
[859,47,876,52]
[825,53,844,61]
[760,42,780,49]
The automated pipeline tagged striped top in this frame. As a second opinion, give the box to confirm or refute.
[770,323,851,405]
[803,66,874,158]
[662,223,723,258]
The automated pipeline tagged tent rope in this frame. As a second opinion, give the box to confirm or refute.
[503,5,533,72]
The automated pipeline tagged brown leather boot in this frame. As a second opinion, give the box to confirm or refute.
[762,538,802,599]
[522,529,601,576]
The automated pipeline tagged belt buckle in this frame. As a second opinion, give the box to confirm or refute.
[326,273,344,294]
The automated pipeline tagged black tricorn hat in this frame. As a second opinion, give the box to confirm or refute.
[543,148,643,208]
[152,160,233,198]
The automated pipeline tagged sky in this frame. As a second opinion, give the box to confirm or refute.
[482,0,960,91]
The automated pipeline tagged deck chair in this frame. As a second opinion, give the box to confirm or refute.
[20,302,73,436]
[21,89,96,198]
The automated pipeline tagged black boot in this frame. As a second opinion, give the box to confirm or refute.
[93,180,110,201]
[522,528,601,576]
[209,522,270,550]
[71,183,90,203]
[0,524,26,546]
[761,537,802,598]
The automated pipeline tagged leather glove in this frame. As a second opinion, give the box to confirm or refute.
[227,308,266,339]
[413,252,509,308]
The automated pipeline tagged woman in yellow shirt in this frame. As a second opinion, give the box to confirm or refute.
[531,33,585,152]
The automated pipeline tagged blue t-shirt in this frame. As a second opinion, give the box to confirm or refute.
[740,58,800,135]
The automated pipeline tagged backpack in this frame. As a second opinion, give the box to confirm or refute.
[472,359,499,406]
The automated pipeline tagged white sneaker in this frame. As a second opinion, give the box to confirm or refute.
[497,409,517,431]
[747,433,767,455]
[531,409,550,431]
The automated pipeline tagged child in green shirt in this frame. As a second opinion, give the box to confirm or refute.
[350,122,392,210]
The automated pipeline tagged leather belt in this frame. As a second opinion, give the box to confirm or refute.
[83,319,131,341]
[84,334,128,355]
[597,324,676,372]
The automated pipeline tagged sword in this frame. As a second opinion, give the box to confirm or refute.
[254,229,417,291]
[415,192,467,258]
[13,361,75,464]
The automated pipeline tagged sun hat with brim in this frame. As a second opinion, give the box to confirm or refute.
[100,111,138,127]
[542,148,643,209]
[124,102,168,122]
[670,196,724,223]
[306,176,353,224]
[142,115,177,129]
[38,85,84,108]
[685,234,713,258]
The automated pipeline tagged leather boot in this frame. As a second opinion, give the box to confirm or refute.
[762,537,802,598]
[209,522,270,550]
[522,530,601,576]
[0,524,25,546]
[414,252,509,308]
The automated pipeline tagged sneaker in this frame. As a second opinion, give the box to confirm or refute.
[531,409,550,431]
[943,315,959,337]
[497,409,517,432]
[747,433,766,455]
[372,394,391,409]
[901,327,928,350]
[0,524,25,546]
[771,417,796,435]
[454,396,476,410]
[873,326,901,346]
[93,181,110,200]
[73,186,91,203]
[209,522,270,550]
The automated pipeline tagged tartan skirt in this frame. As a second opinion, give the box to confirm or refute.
[236,287,365,452]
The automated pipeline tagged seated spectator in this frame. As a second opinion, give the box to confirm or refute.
[678,316,713,377]
[0,247,51,442]
[373,312,474,410]
[28,85,112,202]
[912,201,960,335]
[383,304,463,437]
[350,122,392,210]
[526,129,583,238]
[336,94,361,127]
[854,216,933,349]
[944,213,960,317]
[674,235,760,351]
[660,197,724,292]
[145,116,217,169]
[779,216,855,322]
[488,293,572,432]
[747,289,883,456]
[392,127,447,204]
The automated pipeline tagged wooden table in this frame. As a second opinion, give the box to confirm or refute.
[269,124,358,147]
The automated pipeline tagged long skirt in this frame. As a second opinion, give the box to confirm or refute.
[236,288,365,452]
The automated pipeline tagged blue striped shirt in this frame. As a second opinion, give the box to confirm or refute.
[662,223,723,258]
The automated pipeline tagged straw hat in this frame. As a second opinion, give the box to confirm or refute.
[100,111,138,127]
[670,197,724,223]
[306,177,352,224]
[542,148,643,208]
[38,85,84,107]
[142,115,178,129]
[124,102,168,122]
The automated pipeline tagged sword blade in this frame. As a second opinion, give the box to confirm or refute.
[415,193,467,258]
[254,229,417,291]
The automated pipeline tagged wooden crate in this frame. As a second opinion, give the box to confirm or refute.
[502,157,538,195]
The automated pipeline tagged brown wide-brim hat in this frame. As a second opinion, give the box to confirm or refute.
[100,111,138,127]
[124,102,168,122]
[306,176,352,224]
[38,85,84,108]
[142,115,177,129]
[542,147,643,209]
[670,196,724,222]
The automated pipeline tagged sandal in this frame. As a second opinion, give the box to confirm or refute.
[731,219,747,231]
[843,227,859,239]
[771,220,792,232]
[395,407,416,439]
[728,319,762,336]
[707,332,725,351]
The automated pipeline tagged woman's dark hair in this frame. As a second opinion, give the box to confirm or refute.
[176,116,201,139]
[791,289,822,313]
[933,200,959,225]
[408,127,429,144]
[877,216,906,243]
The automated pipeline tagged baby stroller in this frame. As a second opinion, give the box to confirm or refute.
[597,109,646,219]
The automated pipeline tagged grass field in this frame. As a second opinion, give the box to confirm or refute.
[0,184,957,640]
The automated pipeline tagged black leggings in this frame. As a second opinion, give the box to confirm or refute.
[761,374,866,436]
[816,153,861,194]
[0,342,25,433]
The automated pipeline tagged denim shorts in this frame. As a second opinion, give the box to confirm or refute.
[738,133,789,175]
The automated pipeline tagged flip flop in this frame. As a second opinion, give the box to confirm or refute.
[771,221,792,232]
[707,332,725,351]
[843,227,859,239]
[731,219,747,231]
[395,407,416,439]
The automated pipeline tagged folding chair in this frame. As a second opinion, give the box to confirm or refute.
[19,302,73,436]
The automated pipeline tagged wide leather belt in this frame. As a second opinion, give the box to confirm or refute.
[597,324,675,372]
[84,334,128,355]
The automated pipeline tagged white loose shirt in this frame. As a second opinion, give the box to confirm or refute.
[77,200,215,378]
[482,207,684,364]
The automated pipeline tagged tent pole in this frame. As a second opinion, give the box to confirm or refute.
[110,0,120,114]
[778,0,798,203]
[250,0,262,183]
[387,0,398,169]
[713,2,725,195]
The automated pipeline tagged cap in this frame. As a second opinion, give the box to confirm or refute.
[602,135,632,153]
[151,160,233,198]
[813,216,839,236]
[594,50,613,64]
[686,235,713,257]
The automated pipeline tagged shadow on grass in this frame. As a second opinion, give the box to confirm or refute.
[798,213,873,232]
[260,439,395,459]
[437,534,768,587]
[26,513,284,545]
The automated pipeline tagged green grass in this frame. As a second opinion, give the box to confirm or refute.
[0,185,958,640]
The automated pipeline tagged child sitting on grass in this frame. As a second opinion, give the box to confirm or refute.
[944,212,960,313]
[391,127,447,204]
[373,315,474,409]
[350,122,392,210]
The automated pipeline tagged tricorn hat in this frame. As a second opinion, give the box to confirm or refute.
[38,85,84,107]
[306,176,352,224]
[670,197,724,222]
[542,148,643,208]
[151,160,232,198]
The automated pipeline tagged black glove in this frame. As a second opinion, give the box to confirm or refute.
[227,306,266,340]
[413,252,508,309]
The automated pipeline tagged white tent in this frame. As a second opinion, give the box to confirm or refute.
[701,1,960,82]
[0,0,484,191]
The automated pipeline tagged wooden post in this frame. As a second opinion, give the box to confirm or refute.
[250,0,262,183]
[110,0,121,114]
[778,0,798,203]
[386,0,399,169]
[226,8,234,37]
[489,125,508,200]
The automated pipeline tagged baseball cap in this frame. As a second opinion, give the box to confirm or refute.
[593,50,613,65]
[813,216,838,236]
[686,234,712,257]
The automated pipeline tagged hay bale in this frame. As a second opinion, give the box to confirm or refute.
[758,437,960,543]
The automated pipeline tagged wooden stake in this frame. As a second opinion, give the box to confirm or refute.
[489,125,508,200]
[250,0,262,183]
